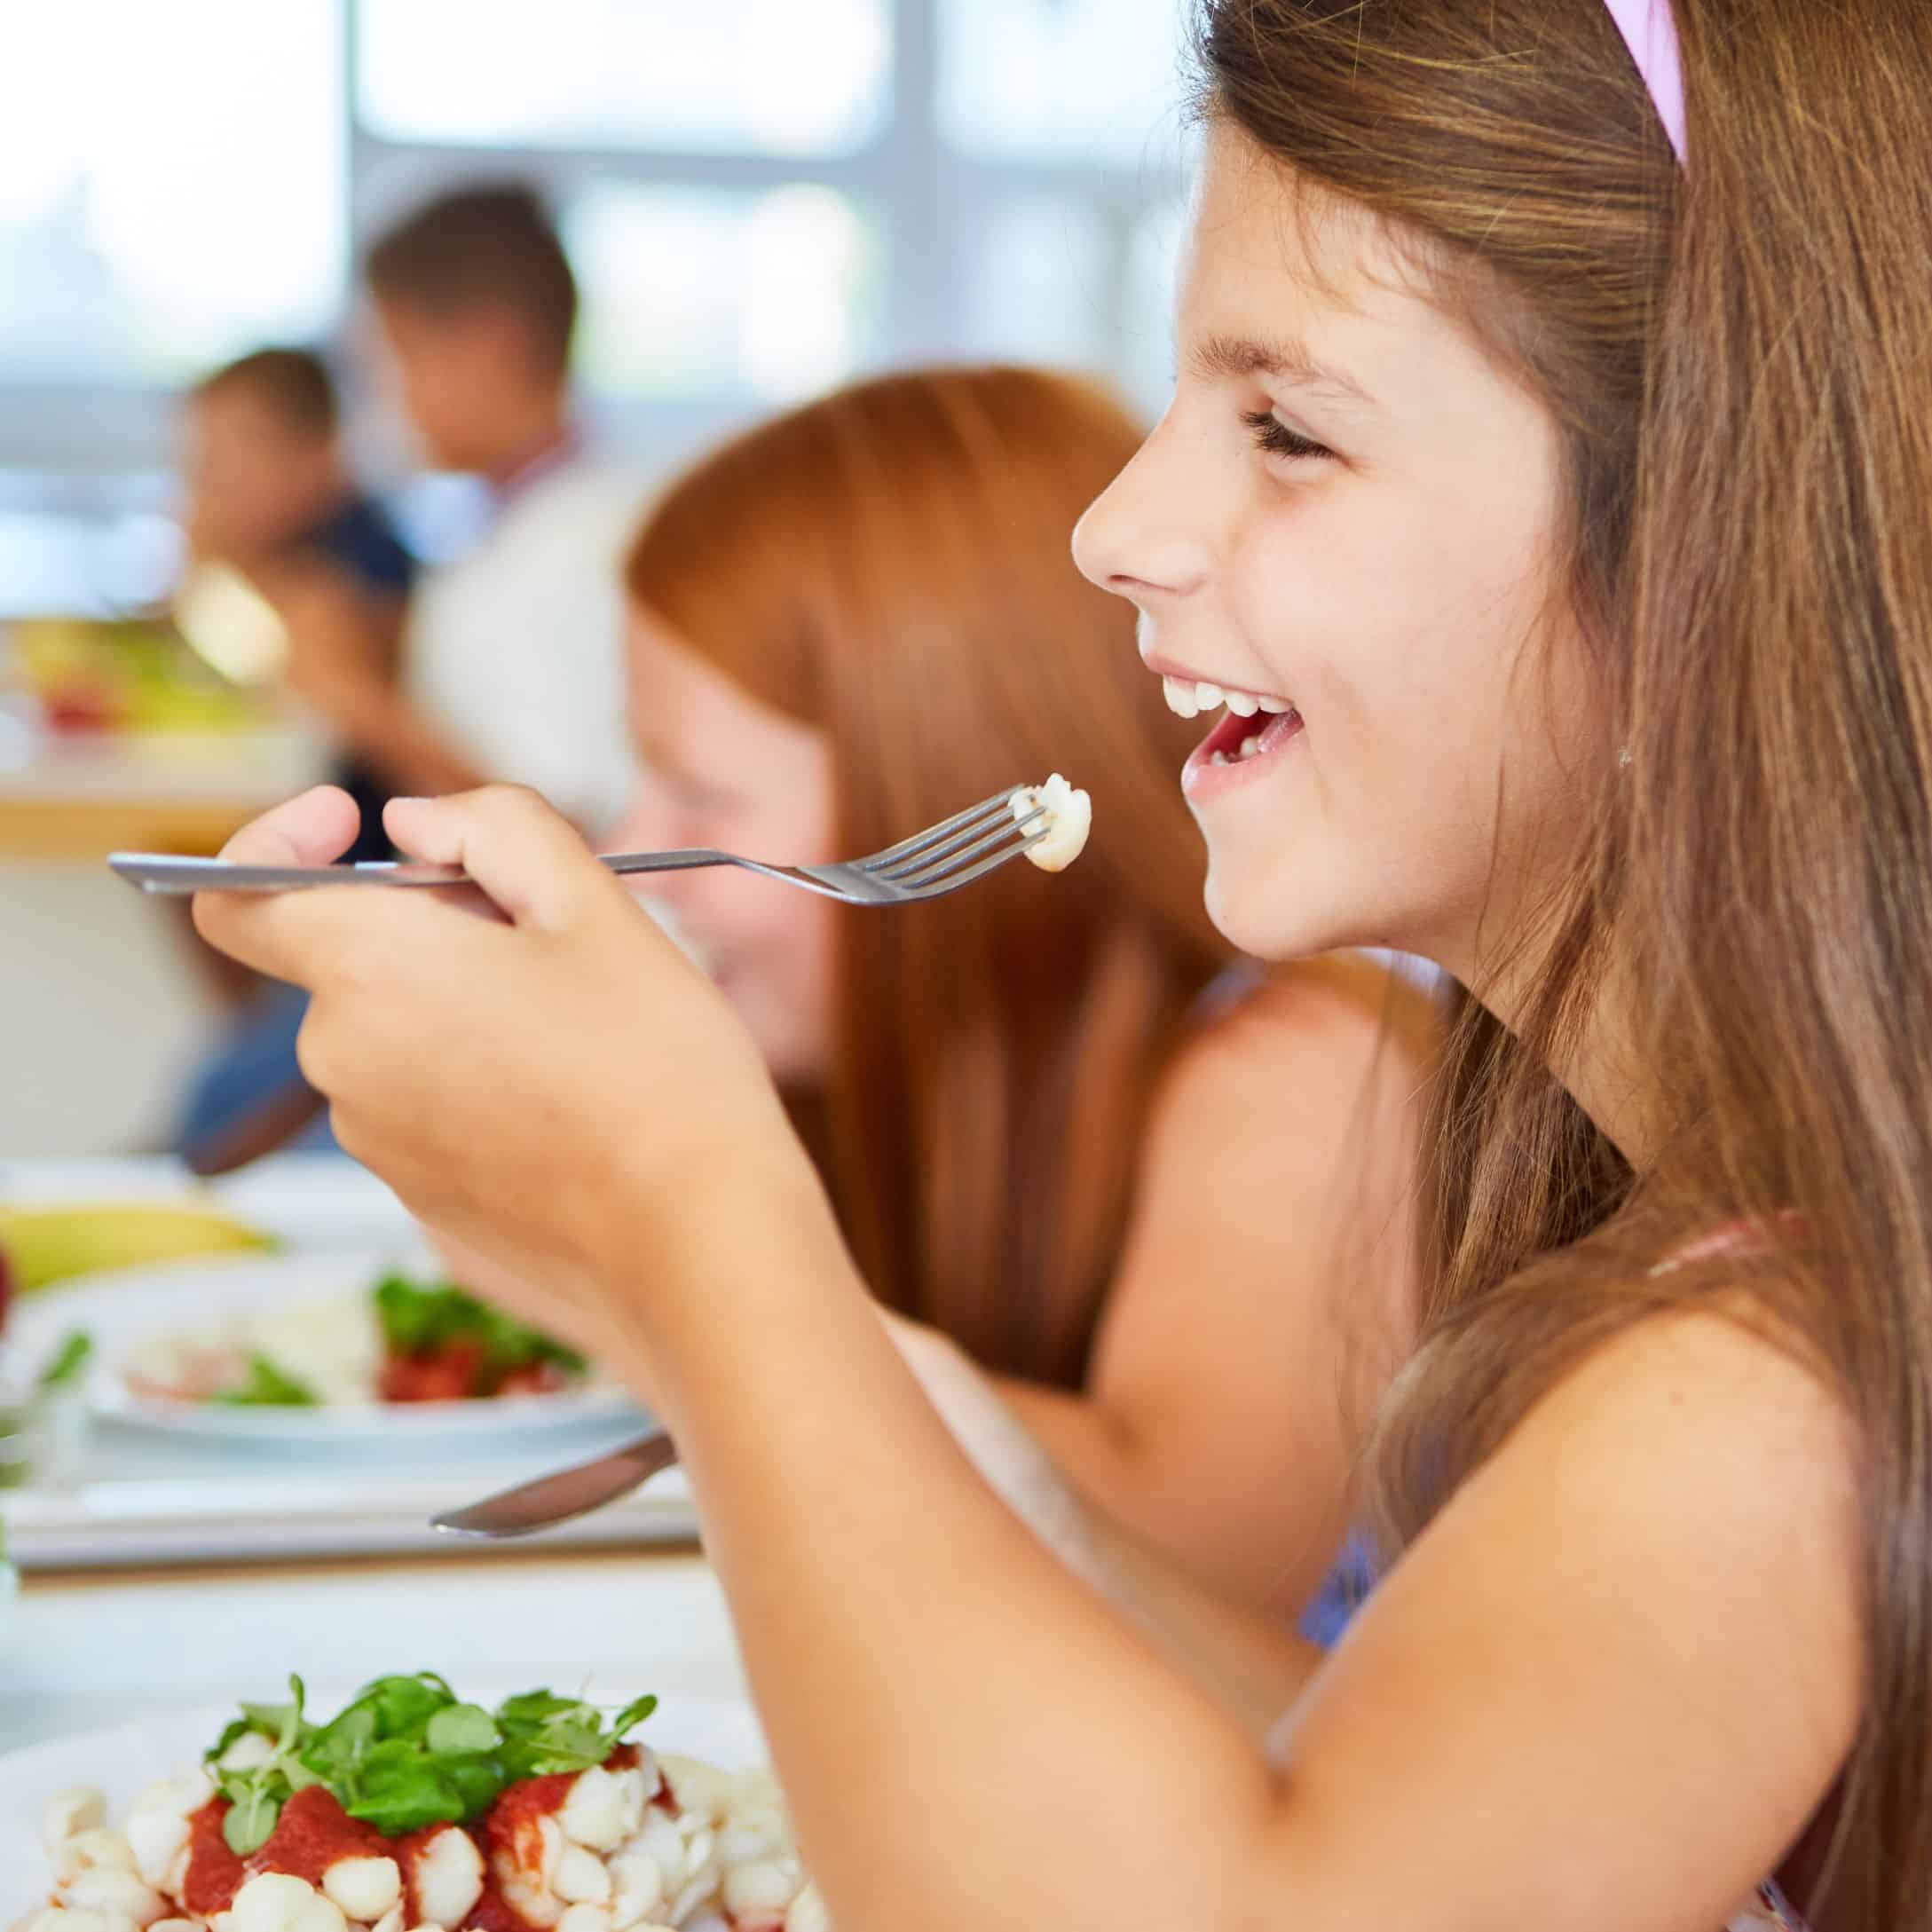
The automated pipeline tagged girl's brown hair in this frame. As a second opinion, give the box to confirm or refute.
[625,367,1226,1384]
[1198,2,1932,1922]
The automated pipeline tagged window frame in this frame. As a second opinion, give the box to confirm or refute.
[0,0,1187,482]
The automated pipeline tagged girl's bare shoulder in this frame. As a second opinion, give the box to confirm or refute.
[1168,953,1442,1124]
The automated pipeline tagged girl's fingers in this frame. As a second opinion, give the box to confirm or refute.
[192,786,367,982]
[384,786,609,931]
[217,785,365,867]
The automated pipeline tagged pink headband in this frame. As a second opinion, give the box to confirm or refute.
[1602,0,1688,163]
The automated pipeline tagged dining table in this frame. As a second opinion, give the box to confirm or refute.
[0,1155,727,1769]
[2,1547,745,1754]
[0,707,331,863]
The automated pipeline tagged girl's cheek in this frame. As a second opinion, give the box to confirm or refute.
[606,795,668,853]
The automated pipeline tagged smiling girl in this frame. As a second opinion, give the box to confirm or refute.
[194,1,1931,1928]
[608,366,1433,1615]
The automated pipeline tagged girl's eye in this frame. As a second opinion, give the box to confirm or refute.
[1242,410,1334,462]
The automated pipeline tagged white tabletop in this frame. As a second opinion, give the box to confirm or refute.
[0,1548,745,1753]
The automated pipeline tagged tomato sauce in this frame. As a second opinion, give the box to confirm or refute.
[496,1361,569,1397]
[181,1799,249,1915]
[380,1340,486,1402]
[461,1871,547,1932]
[177,1750,652,1929]
[252,1785,392,1883]
[481,1769,574,1863]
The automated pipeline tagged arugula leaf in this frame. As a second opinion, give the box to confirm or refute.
[202,1672,658,1841]
[373,1274,453,1354]
[341,1739,469,1834]
[304,1699,377,1777]
[36,1329,92,1392]
[473,1301,586,1381]
[609,1693,659,1739]
[446,1755,506,1817]
[238,1688,308,1745]
[203,1715,255,1766]
[373,1275,586,1387]
[222,1782,282,1856]
[426,1704,501,1754]
[362,1673,454,1737]
[216,1353,319,1408]
[493,1689,579,1726]
[211,1676,310,1854]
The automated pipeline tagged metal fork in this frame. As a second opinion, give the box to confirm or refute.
[108,787,1048,906]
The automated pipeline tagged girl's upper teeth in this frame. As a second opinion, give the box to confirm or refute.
[1162,676,1292,722]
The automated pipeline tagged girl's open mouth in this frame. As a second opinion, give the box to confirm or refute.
[1176,690,1305,800]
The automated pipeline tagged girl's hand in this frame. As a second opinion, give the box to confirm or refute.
[192,785,820,1369]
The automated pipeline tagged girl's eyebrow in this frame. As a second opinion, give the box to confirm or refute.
[1189,331,1379,410]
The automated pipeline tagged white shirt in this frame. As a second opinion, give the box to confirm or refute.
[403,450,644,836]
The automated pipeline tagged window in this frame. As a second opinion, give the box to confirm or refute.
[966,198,1111,371]
[0,0,1192,483]
[1123,194,1193,416]
[937,0,1190,166]
[357,0,892,157]
[0,1,345,384]
[567,184,879,403]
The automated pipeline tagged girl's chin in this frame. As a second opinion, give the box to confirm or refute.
[1202,862,1287,958]
[1201,855,1360,965]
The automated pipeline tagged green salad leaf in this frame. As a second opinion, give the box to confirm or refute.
[206,1674,315,1854]
[216,1353,319,1408]
[35,1329,93,1392]
[201,1671,658,1846]
[374,1274,587,1388]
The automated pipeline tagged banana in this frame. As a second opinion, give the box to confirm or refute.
[0,1203,275,1292]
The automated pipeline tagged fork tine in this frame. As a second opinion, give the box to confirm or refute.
[862,789,1018,870]
[899,828,1046,898]
[872,799,1043,883]
[893,816,1045,890]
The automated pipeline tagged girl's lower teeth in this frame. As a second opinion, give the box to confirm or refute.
[1211,737,1266,768]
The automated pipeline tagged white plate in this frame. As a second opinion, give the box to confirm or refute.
[0,1687,767,1916]
[3,1251,644,1450]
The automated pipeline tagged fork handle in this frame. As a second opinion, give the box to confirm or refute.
[599,848,733,877]
[108,848,738,895]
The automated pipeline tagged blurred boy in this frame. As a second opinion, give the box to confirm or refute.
[362,182,641,832]
[183,347,482,824]
[177,346,476,1171]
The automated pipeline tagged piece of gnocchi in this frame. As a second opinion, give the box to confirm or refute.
[1010,774,1092,871]
[319,1856,402,1924]
[410,1826,485,1929]
[40,1787,108,1856]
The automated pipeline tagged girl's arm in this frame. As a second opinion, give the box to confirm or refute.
[881,1312,1327,1734]
[195,787,1865,1932]
[651,1193,1861,1932]
[990,961,1432,1612]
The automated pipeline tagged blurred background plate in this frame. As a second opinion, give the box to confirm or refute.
[4,1248,645,1452]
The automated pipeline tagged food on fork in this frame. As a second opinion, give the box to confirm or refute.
[125,1275,588,1410]
[17,1674,827,1932]
[1009,773,1092,873]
